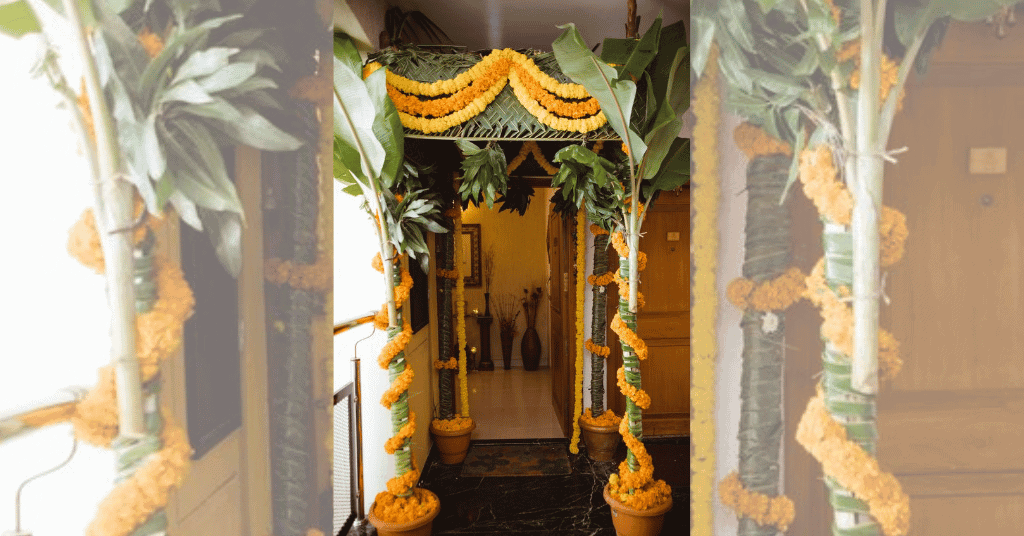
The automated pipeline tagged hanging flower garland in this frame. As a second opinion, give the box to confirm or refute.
[264,257,332,291]
[726,266,807,312]
[364,49,608,134]
[569,206,586,454]
[453,205,471,419]
[691,44,721,536]
[506,141,560,176]
[65,209,194,536]
[794,144,911,536]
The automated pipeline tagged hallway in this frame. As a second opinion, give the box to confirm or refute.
[467,367,563,440]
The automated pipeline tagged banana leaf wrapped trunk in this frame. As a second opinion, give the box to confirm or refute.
[589,231,609,414]
[736,155,790,536]
[436,220,456,420]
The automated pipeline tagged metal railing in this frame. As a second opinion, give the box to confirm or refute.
[333,312,377,536]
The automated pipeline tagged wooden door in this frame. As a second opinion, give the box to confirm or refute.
[786,21,1024,535]
[606,190,690,435]
[547,210,573,436]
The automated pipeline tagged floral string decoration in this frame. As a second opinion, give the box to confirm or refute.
[65,208,194,536]
[506,140,560,176]
[726,266,807,312]
[691,43,721,536]
[569,206,586,454]
[719,471,796,531]
[264,257,332,291]
[453,204,471,419]
[364,49,608,134]
[733,122,792,159]
[795,143,911,536]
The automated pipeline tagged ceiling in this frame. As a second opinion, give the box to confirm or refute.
[385,0,687,52]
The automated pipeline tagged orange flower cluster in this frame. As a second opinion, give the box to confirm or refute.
[880,206,909,267]
[796,391,910,536]
[265,257,332,291]
[373,254,414,330]
[718,471,796,531]
[616,367,651,409]
[726,267,807,311]
[579,407,619,427]
[585,338,611,357]
[607,425,672,510]
[733,122,792,159]
[381,369,414,408]
[64,210,194,536]
[137,27,164,59]
[77,79,96,143]
[611,232,648,271]
[433,357,458,369]
[372,488,439,525]
[841,41,906,111]
[588,271,616,286]
[590,224,609,236]
[431,415,474,432]
[387,57,511,119]
[507,141,560,176]
[611,313,648,361]
[511,64,601,118]
[799,145,853,226]
[384,411,416,454]
[436,268,459,280]
[385,464,421,497]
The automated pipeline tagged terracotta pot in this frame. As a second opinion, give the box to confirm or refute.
[603,484,673,536]
[429,421,476,464]
[499,331,514,370]
[580,418,621,461]
[368,488,440,536]
[520,326,541,371]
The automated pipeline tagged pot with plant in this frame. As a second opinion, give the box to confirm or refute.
[494,293,520,370]
[520,286,543,371]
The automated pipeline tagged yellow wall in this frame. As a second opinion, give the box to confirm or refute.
[462,188,552,368]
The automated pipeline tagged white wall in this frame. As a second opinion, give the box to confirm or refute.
[0,23,117,536]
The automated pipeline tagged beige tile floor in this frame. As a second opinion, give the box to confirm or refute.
[466,366,565,440]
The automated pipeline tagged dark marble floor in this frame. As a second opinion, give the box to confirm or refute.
[347,436,687,535]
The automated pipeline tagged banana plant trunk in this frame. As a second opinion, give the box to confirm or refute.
[437,219,456,420]
[736,155,791,536]
[617,255,642,472]
[590,231,609,414]
[388,263,415,496]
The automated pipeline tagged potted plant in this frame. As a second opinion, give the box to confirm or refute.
[334,32,448,534]
[520,286,543,371]
[551,8,688,534]
[494,293,520,370]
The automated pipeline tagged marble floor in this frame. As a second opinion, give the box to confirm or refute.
[347,436,687,535]
[467,366,563,440]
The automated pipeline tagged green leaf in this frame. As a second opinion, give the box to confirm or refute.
[139,15,243,107]
[334,51,384,180]
[168,189,202,229]
[162,79,214,104]
[553,23,646,163]
[780,127,806,205]
[36,0,95,29]
[620,14,662,82]
[334,32,364,74]
[197,62,257,93]
[690,12,716,79]
[172,47,239,85]
[199,208,243,278]
[181,97,242,122]
[235,48,282,72]
[211,105,303,151]
[644,137,689,196]
[143,113,165,181]
[365,68,404,189]
[599,37,635,67]
[0,0,40,38]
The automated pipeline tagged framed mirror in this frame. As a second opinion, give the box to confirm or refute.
[461,223,481,287]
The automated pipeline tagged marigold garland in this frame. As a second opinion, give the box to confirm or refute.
[579,407,619,427]
[371,487,440,525]
[137,27,164,59]
[374,49,608,134]
[433,357,458,369]
[840,40,906,111]
[453,206,470,418]
[506,141,560,176]
[62,209,195,536]
[264,257,332,291]
[570,207,586,454]
[718,471,796,531]
[430,415,474,432]
[799,145,854,226]
[796,391,910,536]
[726,267,807,311]
[585,338,611,357]
[733,122,793,159]
[616,367,651,410]
[691,44,721,536]
[436,268,459,280]
[371,253,421,497]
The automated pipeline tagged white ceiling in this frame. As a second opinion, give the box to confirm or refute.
[391,0,688,52]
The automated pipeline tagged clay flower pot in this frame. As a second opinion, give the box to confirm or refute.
[368,488,441,536]
[603,484,673,536]
[429,420,476,464]
[580,418,621,462]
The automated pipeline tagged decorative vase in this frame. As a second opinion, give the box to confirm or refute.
[521,326,541,371]
[580,418,621,462]
[499,331,514,370]
[367,488,441,536]
[430,420,476,464]
[603,484,672,536]
[484,291,491,316]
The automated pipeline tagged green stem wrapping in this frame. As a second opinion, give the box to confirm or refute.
[389,264,414,498]
[590,232,609,415]
[736,155,791,536]
[618,256,642,473]
[437,221,455,420]
[823,221,879,536]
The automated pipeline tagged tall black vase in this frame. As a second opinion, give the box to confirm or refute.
[520,326,541,371]
[484,292,491,316]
